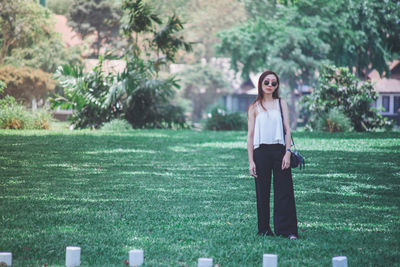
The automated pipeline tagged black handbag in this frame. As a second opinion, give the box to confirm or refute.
[278,98,305,169]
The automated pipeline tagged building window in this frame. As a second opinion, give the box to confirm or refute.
[394,96,400,114]
[382,96,390,112]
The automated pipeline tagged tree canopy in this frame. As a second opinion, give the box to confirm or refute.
[0,0,54,63]
[218,0,400,82]
[68,0,123,57]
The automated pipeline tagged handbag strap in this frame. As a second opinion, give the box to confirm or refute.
[278,98,296,150]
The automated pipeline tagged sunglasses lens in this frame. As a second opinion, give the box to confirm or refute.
[264,80,278,87]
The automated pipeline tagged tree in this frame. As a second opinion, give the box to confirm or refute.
[217,3,330,128]
[217,0,400,128]
[179,63,230,121]
[302,65,393,132]
[121,0,192,69]
[325,0,400,77]
[68,0,122,57]
[3,37,82,73]
[0,0,54,63]
[184,0,247,61]
[0,65,55,104]
[50,0,192,129]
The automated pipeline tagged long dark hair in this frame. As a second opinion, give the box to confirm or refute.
[247,71,281,116]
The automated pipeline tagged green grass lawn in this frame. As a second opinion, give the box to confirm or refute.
[0,129,399,266]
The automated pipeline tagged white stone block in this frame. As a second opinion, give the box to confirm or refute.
[332,256,348,267]
[263,254,278,267]
[198,257,213,267]
[0,252,12,266]
[129,249,144,266]
[66,246,81,267]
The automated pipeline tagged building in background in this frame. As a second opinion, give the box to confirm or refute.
[369,60,400,125]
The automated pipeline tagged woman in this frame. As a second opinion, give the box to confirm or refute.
[247,70,299,240]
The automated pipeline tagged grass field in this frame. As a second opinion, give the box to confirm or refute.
[0,128,399,266]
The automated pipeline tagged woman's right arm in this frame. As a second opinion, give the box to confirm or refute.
[247,104,257,178]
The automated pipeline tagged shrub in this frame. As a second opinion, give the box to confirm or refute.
[0,104,32,129]
[313,108,352,132]
[47,0,72,15]
[205,106,247,131]
[0,101,53,130]
[52,57,188,129]
[32,107,53,130]
[0,65,55,104]
[302,64,394,132]
[101,119,132,131]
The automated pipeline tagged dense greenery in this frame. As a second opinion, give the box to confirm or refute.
[219,0,400,79]
[217,0,400,129]
[47,0,72,15]
[313,107,352,132]
[0,65,55,104]
[204,106,247,130]
[51,62,116,129]
[0,129,399,266]
[179,63,231,121]
[68,0,123,57]
[0,0,82,72]
[144,0,247,62]
[302,65,393,132]
[0,87,53,129]
[3,38,82,74]
[51,0,192,129]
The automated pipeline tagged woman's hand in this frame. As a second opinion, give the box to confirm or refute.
[249,161,257,178]
[282,152,291,170]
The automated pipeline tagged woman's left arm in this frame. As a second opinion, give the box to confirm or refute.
[281,99,291,170]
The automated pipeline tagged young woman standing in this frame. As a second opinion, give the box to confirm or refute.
[247,70,299,240]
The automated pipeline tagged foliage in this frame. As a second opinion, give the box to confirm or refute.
[0,103,31,129]
[326,0,400,77]
[0,65,55,104]
[47,0,73,15]
[51,62,116,129]
[140,0,246,63]
[0,0,54,63]
[31,107,53,130]
[217,3,330,86]
[182,0,247,61]
[51,0,192,129]
[0,95,16,109]
[218,0,400,80]
[122,0,162,35]
[3,37,83,74]
[302,65,394,132]
[51,57,188,129]
[104,55,187,129]
[122,0,193,67]
[100,118,132,131]
[0,100,52,129]
[179,63,231,121]
[204,106,247,131]
[68,0,123,57]
[311,107,352,132]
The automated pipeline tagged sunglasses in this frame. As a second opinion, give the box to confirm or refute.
[264,80,278,87]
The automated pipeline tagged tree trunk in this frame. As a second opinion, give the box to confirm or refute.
[96,31,101,57]
[290,89,298,130]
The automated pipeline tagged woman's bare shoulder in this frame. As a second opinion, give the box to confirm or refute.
[280,98,288,107]
[248,102,257,117]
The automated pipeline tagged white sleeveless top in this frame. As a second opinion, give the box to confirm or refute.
[253,99,285,149]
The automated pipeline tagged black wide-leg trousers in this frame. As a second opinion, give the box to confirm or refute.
[253,144,298,237]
